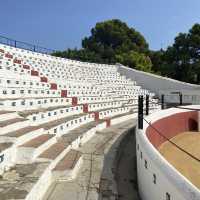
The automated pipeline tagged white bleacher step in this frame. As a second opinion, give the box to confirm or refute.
[0,142,13,153]
[1,126,44,146]
[0,97,72,111]
[37,140,67,162]
[15,114,93,164]
[0,117,29,135]
[18,104,73,118]
[15,134,55,164]
[37,113,88,131]
[52,149,82,181]
[0,111,18,122]
[25,105,83,126]
[36,121,98,162]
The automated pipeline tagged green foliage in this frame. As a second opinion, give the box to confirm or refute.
[149,50,164,73]
[82,19,148,54]
[115,51,152,71]
[52,19,152,72]
[53,48,103,63]
[150,23,200,84]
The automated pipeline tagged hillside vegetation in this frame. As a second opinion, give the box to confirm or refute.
[53,19,200,84]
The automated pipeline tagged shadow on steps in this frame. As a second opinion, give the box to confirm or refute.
[99,127,141,200]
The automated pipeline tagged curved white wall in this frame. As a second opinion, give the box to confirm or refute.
[117,65,200,104]
[136,107,200,200]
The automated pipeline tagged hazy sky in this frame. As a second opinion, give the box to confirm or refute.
[1,0,200,51]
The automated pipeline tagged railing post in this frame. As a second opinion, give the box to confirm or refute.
[161,94,165,110]
[138,95,143,129]
[179,93,183,105]
[146,94,149,116]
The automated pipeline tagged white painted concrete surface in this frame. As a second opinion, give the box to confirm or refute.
[136,106,200,200]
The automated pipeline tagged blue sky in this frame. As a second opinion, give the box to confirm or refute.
[0,0,200,51]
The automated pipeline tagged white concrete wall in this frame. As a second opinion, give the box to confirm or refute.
[136,106,200,200]
[117,65,200,103]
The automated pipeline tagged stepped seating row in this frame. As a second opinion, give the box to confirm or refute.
[25,101,127,124]
[0,86,109,98]
[0,76,50,89]
[0,98,157,163]
[0,106,160,200]
[0,97,71,111]
[0,67,140,97]
[0,45,135,85]
[0,95,146,111]
[0,53,119,80]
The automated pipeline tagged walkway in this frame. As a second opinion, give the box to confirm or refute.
[43,119,140,200]
[115,127,141,200]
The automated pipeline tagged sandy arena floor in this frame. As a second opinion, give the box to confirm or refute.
[158,132,200,189]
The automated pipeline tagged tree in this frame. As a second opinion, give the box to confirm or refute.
[115,51,152,71]
[53,19,152,72]
[156,24,200,83]
[149,50,164,75]
[82,19,149,62]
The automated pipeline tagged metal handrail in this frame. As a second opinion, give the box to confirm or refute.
[0,34,57,54]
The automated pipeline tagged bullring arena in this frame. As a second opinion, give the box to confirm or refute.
[0,42,200,200]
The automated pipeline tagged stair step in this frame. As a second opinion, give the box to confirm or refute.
[53,150,81,171]
[0,111,14,115]
[62,121,97,142]
[39,121,97,159]
[39,141,67,160]
[5,126,40,138]
[18,105,70,118]
[20,134,54,148]
[0,142,12,152]
[0,118,27,127]
[0,111,19,122]
[38,113,86,130]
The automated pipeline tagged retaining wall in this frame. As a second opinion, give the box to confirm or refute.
[117,65,200,103]
[136,106,200,200]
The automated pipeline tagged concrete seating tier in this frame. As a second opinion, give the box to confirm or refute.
[0,97,72,111]
[0,44,160,199]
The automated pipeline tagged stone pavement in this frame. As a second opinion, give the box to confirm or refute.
[115,126,141,200]
[0,162,49,200]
